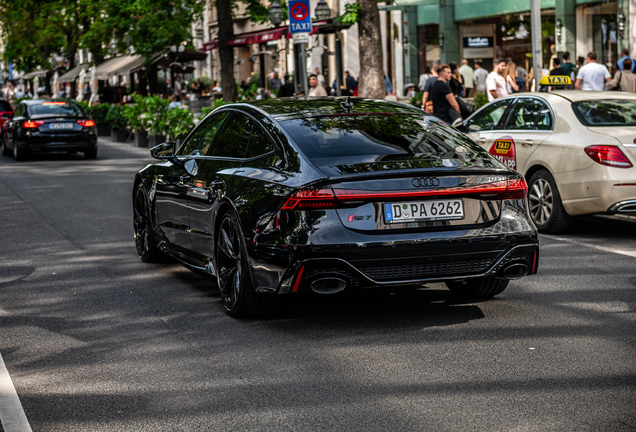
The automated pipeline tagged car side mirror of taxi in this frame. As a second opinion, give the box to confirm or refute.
[150,142,176,159]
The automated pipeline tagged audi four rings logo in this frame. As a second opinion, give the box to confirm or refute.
[411,177,440,187]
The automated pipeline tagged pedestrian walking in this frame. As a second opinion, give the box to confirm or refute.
[606,59,636,93]
[617,48,636,72]
[420,64,439,113]
[384,75,394,96]
[458,60,475,97]
[560,52,577,77]
[308,74,327,97]
[314,67,325,87]
[418,66,433,91]
[278,75,295,97]
[474,61,488,95]
[575,52,611,91]
[345,71,357,95]
[504,62,519,93]
[430,64,461,123]
[449,62,464,97]
[486,58,508,101]
[269,72,282,92]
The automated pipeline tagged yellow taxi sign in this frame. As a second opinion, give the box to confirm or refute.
[539,75,571,86]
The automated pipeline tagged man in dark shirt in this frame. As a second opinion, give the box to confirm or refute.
[420,64,439,111]
[550,58,568,90]
[431,64,461,123]
[277,75,295,97]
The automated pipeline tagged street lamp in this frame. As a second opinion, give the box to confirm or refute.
[315,0,331,20]
[618,9,626,39]
[268,1,285,28]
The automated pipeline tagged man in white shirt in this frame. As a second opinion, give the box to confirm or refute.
[485,58,508,102]
[474,61,488,94]
[458,59,475,97]
[315,67,325,87]
[576,52,611,91]
[308,74,327,96]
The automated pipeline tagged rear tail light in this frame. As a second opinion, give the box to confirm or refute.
[77,119,95,127]
[23,120,44,128]
[584,145,633,168]
[281,178,528,211]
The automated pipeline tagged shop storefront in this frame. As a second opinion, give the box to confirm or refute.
[577,1,620,73]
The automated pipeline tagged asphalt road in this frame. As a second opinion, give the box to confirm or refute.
[0,138,635,431]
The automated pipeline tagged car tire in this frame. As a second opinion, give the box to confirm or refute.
[133,183,162,263]
[1,140,10,157]
[84,147,98,159]
[527,169,571,234]
[216,210,279,318]
[13,140,27,161]
[446,277,509,299]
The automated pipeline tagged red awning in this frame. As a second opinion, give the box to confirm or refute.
[202,20,338,51]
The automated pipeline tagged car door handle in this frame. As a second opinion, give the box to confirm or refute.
[475,137,487,144]
[521,140,534,147]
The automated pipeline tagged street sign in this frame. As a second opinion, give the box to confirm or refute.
[293,32,310,44]
[288,0,312,34]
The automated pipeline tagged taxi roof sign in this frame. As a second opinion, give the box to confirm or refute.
[539,75,571,86]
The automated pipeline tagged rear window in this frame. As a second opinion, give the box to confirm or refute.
[572,99,636,126]
[280,114,488,165]
[28,101,85,116]
[0,101,12,112]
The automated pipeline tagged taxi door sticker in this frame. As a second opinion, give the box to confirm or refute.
[489,136,517,170]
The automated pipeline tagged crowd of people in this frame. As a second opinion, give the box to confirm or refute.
[419,48,636,123]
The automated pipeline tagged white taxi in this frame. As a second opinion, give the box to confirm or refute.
[455,77,636,233]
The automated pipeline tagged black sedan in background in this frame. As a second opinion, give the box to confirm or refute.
[1,99,98,160]
[133,97,539,317]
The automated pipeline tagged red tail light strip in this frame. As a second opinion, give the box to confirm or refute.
[531,249,539,274]
[281,178,528,210]
[77,119,95,127]
[291,265,305,292]
[23,120,44,128]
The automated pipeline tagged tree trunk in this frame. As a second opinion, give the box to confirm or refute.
[357,0,385,99]
[216,0,238,102]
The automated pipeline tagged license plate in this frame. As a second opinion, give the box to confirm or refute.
[50,123,73,130]
[384,199,464,223]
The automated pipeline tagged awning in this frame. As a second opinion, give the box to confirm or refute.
[94,55,144,80]
[151,48,207,64]
[23,70,49,79]
[202,19,351,50]
[58,63,91,83]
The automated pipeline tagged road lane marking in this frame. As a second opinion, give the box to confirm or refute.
[546,235,636,258]
[0,352,32,432]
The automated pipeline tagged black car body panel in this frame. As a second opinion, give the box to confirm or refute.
[134,97,539,305]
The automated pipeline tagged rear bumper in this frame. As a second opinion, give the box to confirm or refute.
[16,133,97,152]
[607,199,636,214]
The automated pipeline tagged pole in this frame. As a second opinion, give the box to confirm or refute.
[298,43,308,96]
[259,43,267,90]
[530,0,543,85]
[335,31,343,96]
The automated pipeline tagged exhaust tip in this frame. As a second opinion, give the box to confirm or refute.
[310,277,347,294]
[502,263,529,280]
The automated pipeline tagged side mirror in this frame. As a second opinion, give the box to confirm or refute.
[1,113,12,120]
[150,142,176,159]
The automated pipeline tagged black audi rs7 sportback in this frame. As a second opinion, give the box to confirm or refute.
[1,99,98,160]
[133,97,539,317]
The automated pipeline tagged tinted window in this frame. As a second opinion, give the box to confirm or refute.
[280,114,487,165]
[0,101,12,112]
[506,98,552,130]
[28,101,85,116]
[572,99,636,126]
[208,112,253,158]
[178,112,227,156]
[467,99,511,132]
[245,124,274,158]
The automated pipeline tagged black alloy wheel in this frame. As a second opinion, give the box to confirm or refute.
[446,277,509,299]
[84,147,98,159]
[527,169,571,234]
[13,139,26,161]
[133,184,161,262]
[216,210,278,317]
[1,139,10,156]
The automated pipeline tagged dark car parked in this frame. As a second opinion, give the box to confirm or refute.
[1,99,98,160]
[133,97,539,317]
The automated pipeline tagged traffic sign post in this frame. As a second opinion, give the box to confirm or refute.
[288,0,311,96]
